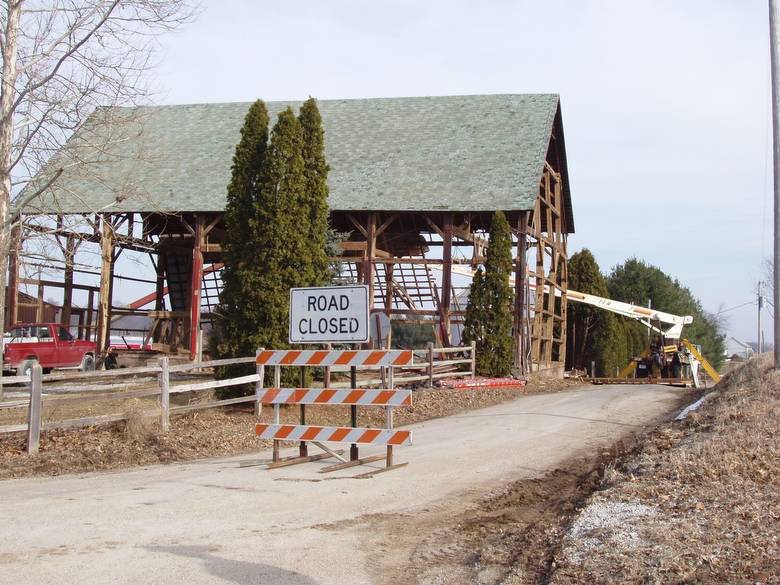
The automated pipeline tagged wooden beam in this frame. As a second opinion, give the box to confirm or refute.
[95,216,115,355]
[155,249,166,311]
[375,214,398,238]
[189,215,204,360]
[61,234,76,328]
[514,212,529,372]
[347,214,368,238]
[439,213,453,346]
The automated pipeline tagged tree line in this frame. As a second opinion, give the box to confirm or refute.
[566,250,725,376]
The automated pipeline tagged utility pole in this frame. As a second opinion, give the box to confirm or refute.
[758,281,764,353]
[770,0,780,368]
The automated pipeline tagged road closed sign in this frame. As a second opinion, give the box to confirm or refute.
[289,285,369,344]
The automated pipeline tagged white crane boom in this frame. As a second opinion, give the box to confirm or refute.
[441,265,693,339]
[565,290,693,339]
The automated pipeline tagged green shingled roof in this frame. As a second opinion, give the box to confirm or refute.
[27,94,573,229]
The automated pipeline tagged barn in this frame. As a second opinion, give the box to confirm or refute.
[11,94,574,374]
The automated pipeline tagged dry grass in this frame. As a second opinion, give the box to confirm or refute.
[551,356,780,584]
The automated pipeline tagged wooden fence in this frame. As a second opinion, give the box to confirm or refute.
[0,342,476,454]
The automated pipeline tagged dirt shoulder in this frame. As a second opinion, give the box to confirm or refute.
[0,376,579,480]
[362,386,698,585]
[549,357,779,584]
[384,359,777,584]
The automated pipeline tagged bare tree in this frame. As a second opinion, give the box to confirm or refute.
[0,0,194,340]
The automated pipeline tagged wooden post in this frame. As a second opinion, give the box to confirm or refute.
[86,289,95,342]
[514,213,529,372]
[439,213,453,346]
[61,234,76,329]
[26,364,42,454]
[255,348,264,417]
[427,341,434,388]
[159,356,170,432]
[470,340,477,378]
[36,282,44,322]
[96,216,114,357]
[155,249,166,311]
[384,263,394,349]
[189,217,204,360]
[364,213,376,311]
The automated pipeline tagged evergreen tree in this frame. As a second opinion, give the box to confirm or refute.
[463,211,514,376]
[211,101,269,374]
[565,249,628,376]
[250,107,308,356]
[462,267,486,349]
[298,98,331,286]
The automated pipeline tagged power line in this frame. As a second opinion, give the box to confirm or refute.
[716,300,757,315]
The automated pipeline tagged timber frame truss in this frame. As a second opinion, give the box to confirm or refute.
[8,176,570,373]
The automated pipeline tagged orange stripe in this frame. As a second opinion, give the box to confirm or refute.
[357,429,381,443]
[255,350,274,364]
[388,431,409,445]
[290,389,308,403]
[372,390,394,405]
[328,427,352,442]
[307,350,329,365]
[402,394,412,406]
[280,351,302,365]
[344,390,365,404]
[393,351,413,365]
[274,425,296,439]
[363,351,386,365]
[255,423,268,436]
[261,388,280,403]
[334,350,358,365]
[301,426,322,441]
[314,389,337,403]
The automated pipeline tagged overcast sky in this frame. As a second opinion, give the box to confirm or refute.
[149,0,772,343]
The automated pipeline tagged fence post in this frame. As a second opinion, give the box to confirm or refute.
[159,356,170,433]
[26,364,43,454]
[470,341,477,379]
[255,347,264,418]
[426,342,434,388]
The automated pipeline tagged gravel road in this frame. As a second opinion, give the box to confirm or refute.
[0,384,686,585]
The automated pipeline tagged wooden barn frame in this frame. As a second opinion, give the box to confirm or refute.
[11,94,574,375]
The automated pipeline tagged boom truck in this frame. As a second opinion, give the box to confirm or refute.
[446,265,721,387]
[564,289,720,387]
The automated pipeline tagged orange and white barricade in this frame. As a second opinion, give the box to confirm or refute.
[254,349,414,475]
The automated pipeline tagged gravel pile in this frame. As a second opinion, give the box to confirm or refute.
[562,499,657,564]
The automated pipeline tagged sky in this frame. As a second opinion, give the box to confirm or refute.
[145,0,773,343]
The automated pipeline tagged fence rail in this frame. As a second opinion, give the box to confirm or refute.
[0,343,476,454]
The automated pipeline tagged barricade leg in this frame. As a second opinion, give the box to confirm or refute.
[350,365,359,461]
[273,366,281,462]
[299,366,308,457]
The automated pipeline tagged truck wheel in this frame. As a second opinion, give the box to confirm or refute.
[80,354,96,372]
[20,359,37,378]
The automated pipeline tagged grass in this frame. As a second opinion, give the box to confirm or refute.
[551,356,780,584]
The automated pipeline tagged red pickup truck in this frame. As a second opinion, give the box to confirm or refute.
[2,323,96,376]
